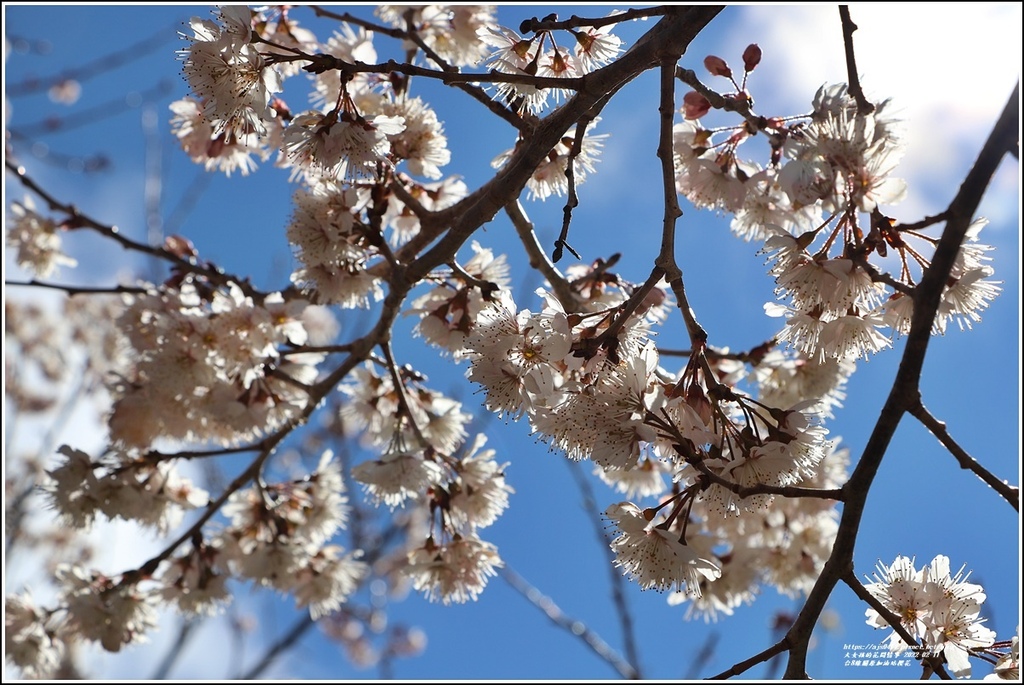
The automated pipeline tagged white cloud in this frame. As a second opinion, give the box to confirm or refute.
[725,3,1020,222]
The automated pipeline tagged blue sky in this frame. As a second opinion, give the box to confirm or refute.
[4,4,1020,681]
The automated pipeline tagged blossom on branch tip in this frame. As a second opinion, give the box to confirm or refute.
[447,434,515,530]
[479,24,585,115]
[405,534,503,605]
[180,6,282,138]
[45,446,208,534]
[605,502,722,595]
[572,20,622,71]
[293,546,368,620]
[109,279,321,449]
[159,540,232,617]
[7,196,78,278]
[57,565,159,653]
[352,448,445,509]
[282,109,406,183]
[169,97,264,176]
[407,241,510,356]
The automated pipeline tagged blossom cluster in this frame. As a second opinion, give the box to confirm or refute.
[5,449,366,677]
[170,6,620,310]
[178,5,282,151]
[109,276,324,450]
[675,55,1001,363]
[338,358,515,604]
[6,196,78,278]
[215,451,366,619]
[401,257,848,603]
[491,120,607,202]
[864,555,997,678]
[479,17,621,115]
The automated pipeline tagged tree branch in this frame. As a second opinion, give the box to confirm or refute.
[292,53,587,89]
[841,570,922,654]
[7,81,173,138]
[906,399,1019,511]
[239,614,315,679]
[399,7,725,287]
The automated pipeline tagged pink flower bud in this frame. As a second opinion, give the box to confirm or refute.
[682,91,711,119]
[164,235,198,259]
[703,55,732,78]
[742,44,762,72]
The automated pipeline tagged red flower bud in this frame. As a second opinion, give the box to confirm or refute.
[682,91,712,119]
[742,44,762,72]
[703,55,732,78]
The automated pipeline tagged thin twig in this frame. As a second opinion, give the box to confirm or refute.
[5,160,266,300]
[388,11,528,131]
[691,457,844,501]
[291,53,587,90]
[907,399,1019,511]
[145,445,263,462]
[709,639,789,679]
[8,80,174,137]
[684,631,720,680]
[5,279,148,296]
[395,8,724,287]
[565,460,643,677]
[6,22,180,97]
[838,6,874,115]
[447,259,499,297]
[658,340,777,364]
[553,122,587,263]
[894,211,950,233]
[151,618,197,680]
[4,484,37,557]
[380,339,430,447]
[499,566,639,679]
[118,446,276,583]
[597,268,666,348]
[163,169,213,236]
[519,7,673,34]
[280,344,354,357]
[842,571,923,652]
[238,614,315,679]
[388,176,433,223]
[505,199,580,312]
[850,255,917,295]
[308,5,403,38]
[844,572,953,680]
